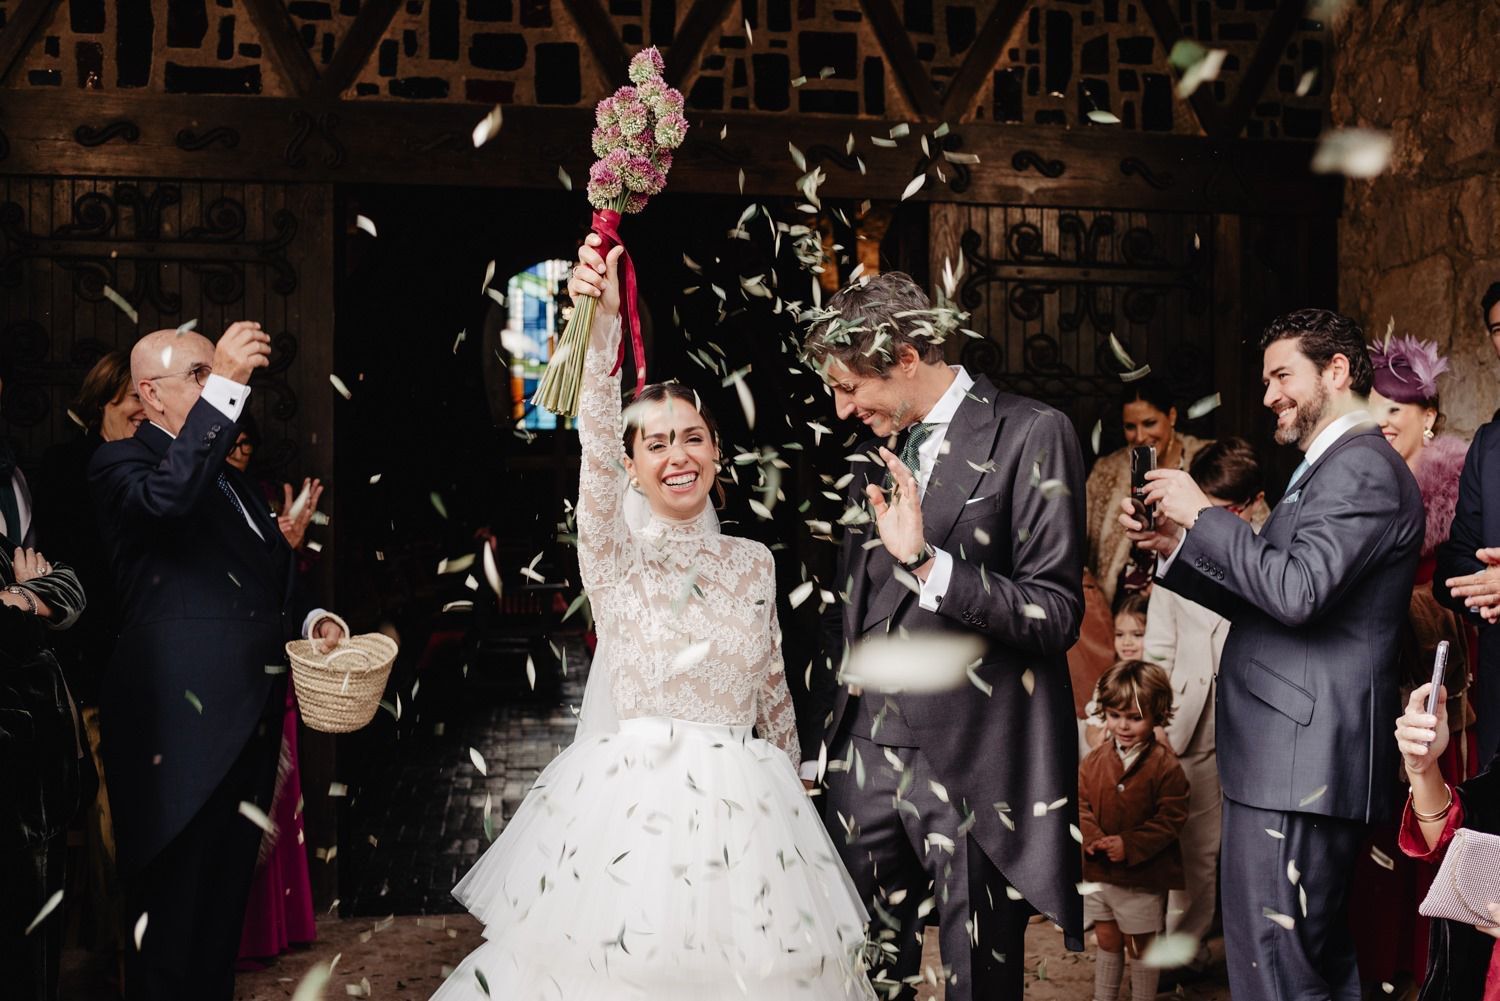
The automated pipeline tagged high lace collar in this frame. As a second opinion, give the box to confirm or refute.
[637,505,717,545]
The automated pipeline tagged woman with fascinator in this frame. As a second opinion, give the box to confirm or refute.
[429,235,874,1001]
[1349,334,1480,996]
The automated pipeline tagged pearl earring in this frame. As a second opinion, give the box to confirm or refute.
[1423,427,1435,440]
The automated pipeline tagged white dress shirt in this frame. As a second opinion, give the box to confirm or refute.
[153,374,330,639]
[912,366,974,612]
[1157,408,1373,576]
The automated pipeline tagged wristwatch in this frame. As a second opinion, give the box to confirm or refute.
[897,542,935,574]
[4,584,37,614]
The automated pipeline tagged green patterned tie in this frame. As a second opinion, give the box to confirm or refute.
[888,421,934,490]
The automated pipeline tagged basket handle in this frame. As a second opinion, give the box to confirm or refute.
[312,611,352,654]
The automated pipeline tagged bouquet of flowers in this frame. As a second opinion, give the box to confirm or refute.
[531,47,689,417]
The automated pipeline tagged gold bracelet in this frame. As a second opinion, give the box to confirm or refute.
[1412,785,1454,823]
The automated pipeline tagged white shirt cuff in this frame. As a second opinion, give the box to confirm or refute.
[302,608,332,639]
[918,548,953,612]
[798,761,819,781]
[201,374,251,422]
[1155,533,1186,578]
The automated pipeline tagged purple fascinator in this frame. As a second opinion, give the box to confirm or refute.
[1370,334,1449,404]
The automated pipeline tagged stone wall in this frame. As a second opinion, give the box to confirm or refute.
[1333,0,1500,438]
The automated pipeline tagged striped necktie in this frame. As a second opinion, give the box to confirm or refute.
[886,422,934,491]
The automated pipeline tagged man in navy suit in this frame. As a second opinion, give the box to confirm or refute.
[1435,281,1500,762]
[90,322,344,1001]
[1122,309,1423,1001]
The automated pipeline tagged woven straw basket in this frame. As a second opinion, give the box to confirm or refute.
[285,614,398,733]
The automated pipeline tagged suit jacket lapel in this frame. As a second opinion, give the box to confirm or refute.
[859,377,1003,633]
[840,442,884,642]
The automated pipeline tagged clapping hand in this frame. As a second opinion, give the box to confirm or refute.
[277,478,324,550]
[11,547,53,583]
[867,447,929,571]
[1444,547,1500,624]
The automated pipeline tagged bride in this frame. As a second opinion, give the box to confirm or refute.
[431,236,875,1001]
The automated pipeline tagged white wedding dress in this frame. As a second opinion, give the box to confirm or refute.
[430,331,875,1001]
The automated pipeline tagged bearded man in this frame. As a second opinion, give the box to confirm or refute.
[1120,308,1424,1000]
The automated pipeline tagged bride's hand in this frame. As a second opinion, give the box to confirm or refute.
[571,234,625,347]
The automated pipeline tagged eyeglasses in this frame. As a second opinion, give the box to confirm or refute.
[230,439,254,454]
[146,363,213,387]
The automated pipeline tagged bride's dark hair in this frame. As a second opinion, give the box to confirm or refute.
[621,382,721,455]
[622,382,726,509]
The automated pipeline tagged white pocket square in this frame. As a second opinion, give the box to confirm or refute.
[1283,490,1302,504]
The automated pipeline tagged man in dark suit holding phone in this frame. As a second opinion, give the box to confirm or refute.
[800,273,1086,1001]
[90,322,345,1001]
[1121,309,1423,1000]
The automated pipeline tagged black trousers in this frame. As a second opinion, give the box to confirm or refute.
[123,693,281,1001]
[1,832,66,1001]
[1220,797,1367,1001]
[824,733,1032,1001]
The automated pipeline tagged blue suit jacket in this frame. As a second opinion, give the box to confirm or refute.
[88,399,308,872]
[1159,424,1423,822]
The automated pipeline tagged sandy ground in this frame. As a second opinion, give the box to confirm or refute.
[217,915,1234,1000]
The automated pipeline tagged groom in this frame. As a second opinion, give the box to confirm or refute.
[803,273,1086,1000]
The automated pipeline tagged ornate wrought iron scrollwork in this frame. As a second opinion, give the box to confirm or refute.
[74,121,142,146]
[1120,157,1175,191]
[912,133,972,194]
[677,136,752,167]
[185,198,248,241]
[803,144,860,173]
[1011,150,1065,178]
[284,111,344,169]
[175,126,241,151]
[0,321,53,428]
[251,333,301,420]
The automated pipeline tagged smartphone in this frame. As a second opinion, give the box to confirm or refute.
[1129,445,1157,531]
[1425,641,1450,716]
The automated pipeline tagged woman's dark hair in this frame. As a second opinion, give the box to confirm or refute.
[1481,282,1500,320]
[1189,436,1263,506]
[1259,308,1375,396]
[1114,590,1150,622]
[71,350,134,432]
[621,382,720,457]
[1117,375,1176,418]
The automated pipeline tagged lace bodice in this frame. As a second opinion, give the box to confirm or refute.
[575,325,800,765]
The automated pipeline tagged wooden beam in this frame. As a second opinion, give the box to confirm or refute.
[939,0,1028,124]
[311,0,403,100]
[0,0,59,88]
[1220,0,1310,138]
[557,0,630,90]
[858,0,943,120]
[1138,0,1224,138]
[241,0,321,99]
[665,0,737,91]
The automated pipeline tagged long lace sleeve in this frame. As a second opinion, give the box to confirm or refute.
[575,318,631,590]
[756,577,801,766]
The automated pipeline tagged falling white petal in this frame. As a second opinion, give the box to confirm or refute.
[355,214,378,238]
[471,104,503,147]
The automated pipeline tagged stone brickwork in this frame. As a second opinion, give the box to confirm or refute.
[1334,0,1500,437]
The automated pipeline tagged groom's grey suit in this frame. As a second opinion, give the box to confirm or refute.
[815,373,1086,1001]
[1157,420,1423,1000]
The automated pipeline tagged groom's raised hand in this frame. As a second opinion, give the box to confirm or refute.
[868,446,932,577]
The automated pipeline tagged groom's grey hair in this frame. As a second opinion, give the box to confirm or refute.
[801,272,946,378]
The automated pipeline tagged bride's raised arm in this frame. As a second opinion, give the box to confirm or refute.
[571,235,630,589]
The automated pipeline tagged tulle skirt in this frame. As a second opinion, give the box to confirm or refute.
[431,716,876,1001]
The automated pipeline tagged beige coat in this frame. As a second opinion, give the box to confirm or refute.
[1085,433,1212,608]
[1143,586,1228,756]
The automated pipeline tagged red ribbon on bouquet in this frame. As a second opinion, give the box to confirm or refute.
[591,209,646,395]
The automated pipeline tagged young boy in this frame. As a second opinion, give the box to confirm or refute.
[1079,659,1191,1001]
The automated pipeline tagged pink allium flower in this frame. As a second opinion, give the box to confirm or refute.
[615,97,648,138]
[591,123,625,158]
[662,86,685,113]
[652,148,674,175]
[654,113,688,150]
[587,155,624,207]
[623,191,651,214]
[594,95,617,128]
[628,47,666,85]
[619,152,665,195]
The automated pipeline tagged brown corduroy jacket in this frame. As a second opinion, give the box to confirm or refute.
[1078,737,1190,891]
